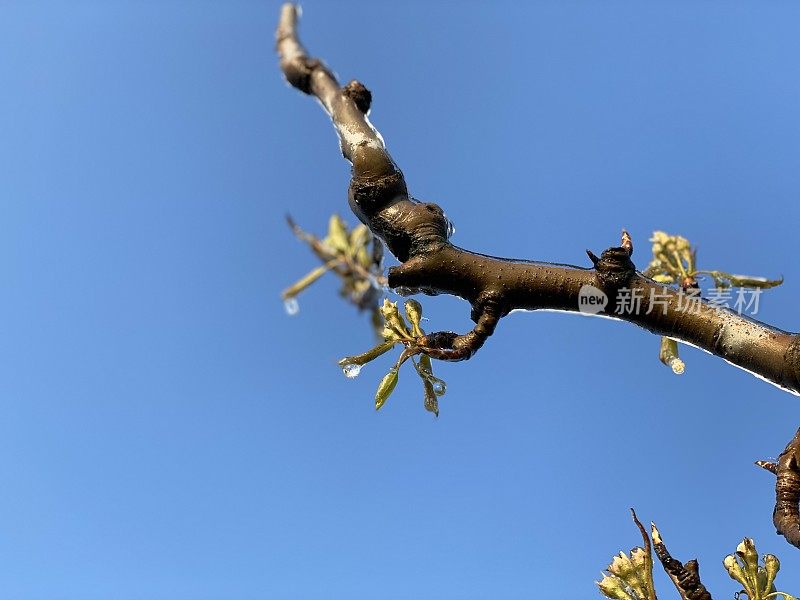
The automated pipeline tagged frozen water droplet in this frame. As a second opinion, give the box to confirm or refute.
[342,363,361,378]
[284,297,299,316]
[447,220,455,238]
[432,381,446,396]
[667,357,685,375]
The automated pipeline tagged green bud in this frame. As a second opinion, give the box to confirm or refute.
[724,554,749,589]
[757,568,769,596]
[693,270,783,291]
[673,235,691,253]
[326,214,350,253]
[403,299,424,337]
[418,353,433,376]
[700,271,784,289]
[608,550,649,599]
[381,325,400,342]
[375,368,399,410]
[737,538,760,589]
[423,378,439,417]
[608,553,634,580]
[645,230,703,285]
[357,246,372,270]
[649,231,669,251]
[281,262,335,301]
[380,299,411,341]
[764,554,780,593]
[338,340,397,368]
[596,574,634,600]
[629,547,648,570]
[413,354,443,415]
[731,274,783,288]
[379,298,396,319]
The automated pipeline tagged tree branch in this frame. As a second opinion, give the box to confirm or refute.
[757,428,800,549]
[630,509,658,600]
[651,523,713,600]
[276,3,800,394]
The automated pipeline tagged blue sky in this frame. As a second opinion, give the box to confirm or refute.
[2,1,800,598]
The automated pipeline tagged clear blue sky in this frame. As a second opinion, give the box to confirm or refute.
[2,1,800,598]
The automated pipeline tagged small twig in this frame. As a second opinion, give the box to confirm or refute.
[651,522,713,600]
[630,509,658,600]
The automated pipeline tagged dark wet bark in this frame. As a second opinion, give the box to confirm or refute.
[758,429,800,549]
[651,524,713,600]
[276,3,800,392]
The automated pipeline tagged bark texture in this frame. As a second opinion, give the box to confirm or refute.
[758,429,800,548]
[276,3,800,392]
[651,524,713,600]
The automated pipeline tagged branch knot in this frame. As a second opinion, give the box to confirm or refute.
[343,80,372,114]
[356,198,450,262]
[594,246,636,290]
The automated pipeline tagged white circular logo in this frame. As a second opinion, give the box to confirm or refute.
[578,284,608,314]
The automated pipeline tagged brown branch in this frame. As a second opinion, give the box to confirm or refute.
[651,523,713,600]
[757,428,800,549]
[276,3,800,393]
[631,509,658,600]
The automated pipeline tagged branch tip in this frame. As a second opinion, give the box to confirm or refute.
[630,508,652,556]
[621,229,633,256]
[757,460,779,475]
[652,523,712,600]
[650,522,662,545]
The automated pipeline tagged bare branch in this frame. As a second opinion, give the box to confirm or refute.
[276,4,800,396]
[651,523,713,600]
[276,4,408,225]
[631,509,658,600]
[758,428,800,549]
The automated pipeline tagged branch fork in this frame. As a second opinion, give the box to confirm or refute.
[276,3,800,392]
